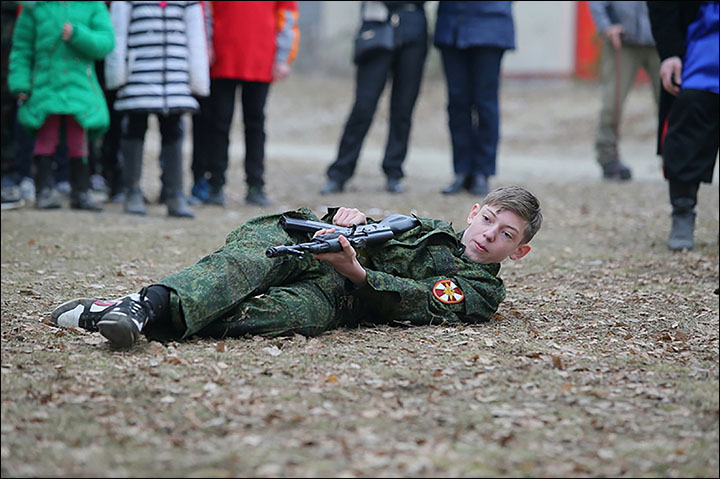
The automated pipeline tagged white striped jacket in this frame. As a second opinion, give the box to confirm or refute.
[105,1,210,113]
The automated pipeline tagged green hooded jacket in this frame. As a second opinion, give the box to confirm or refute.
[8,1,114,138]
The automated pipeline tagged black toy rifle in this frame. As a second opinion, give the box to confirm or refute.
[265,214,420,258]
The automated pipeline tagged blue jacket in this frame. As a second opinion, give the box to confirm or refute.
[433,1,515,50]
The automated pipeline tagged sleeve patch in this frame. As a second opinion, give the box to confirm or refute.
[432,279,465,304]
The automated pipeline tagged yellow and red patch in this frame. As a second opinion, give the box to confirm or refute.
[432,279,464,304]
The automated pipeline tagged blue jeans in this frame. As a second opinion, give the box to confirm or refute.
[440,46,504,177]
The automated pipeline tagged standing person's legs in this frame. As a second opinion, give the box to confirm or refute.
[640,45,661,108]
[205,78,238,205]
[440,46,474,194]
[190,94,211,203]
[65,115,102,211]
[240,80,272,206]
[382,40,428,193]
[101,89,125,202]
[322,52,393,193]
[120,112,149,215]
[595,40,637,180]
[158,113,194,218]
[662,89,719,250]
[468,47,504,195]
[33,115,62,208]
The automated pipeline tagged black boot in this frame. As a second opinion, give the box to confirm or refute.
[69,157,103,211]
[667,181,699,251]
[120,138,147,215]
[161,138,194,218]
[442,174,472,195]
[33,155,62,209]
[601,159,632,181]
[320,178,344,195]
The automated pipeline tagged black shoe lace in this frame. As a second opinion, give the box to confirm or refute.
[136,287,155,326]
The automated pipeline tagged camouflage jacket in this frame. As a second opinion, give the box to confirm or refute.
[318,208,506,327]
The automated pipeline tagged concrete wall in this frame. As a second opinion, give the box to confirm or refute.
[294,1,579,78]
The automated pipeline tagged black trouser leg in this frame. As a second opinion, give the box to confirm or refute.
[33,155,61,209]
[326,52,393,184]
[383,40,427,180]
[240,81,270,188]
[206,79,237,190]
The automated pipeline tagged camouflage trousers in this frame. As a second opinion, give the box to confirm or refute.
[147,208,360,341]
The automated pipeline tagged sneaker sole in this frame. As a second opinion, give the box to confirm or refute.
[50,298,94,327]
[97,314,139,348]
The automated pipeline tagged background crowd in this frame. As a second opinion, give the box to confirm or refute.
[0,1,718,252]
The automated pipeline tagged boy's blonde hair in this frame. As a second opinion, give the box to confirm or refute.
[482,185,542,244]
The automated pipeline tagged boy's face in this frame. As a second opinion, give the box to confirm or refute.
[460,203,532,264]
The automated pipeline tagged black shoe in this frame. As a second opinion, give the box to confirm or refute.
[469,175,489,196]
[442,174,471,195]
[246,186,271,206]
[96,295,152,348]
[320,179,343,195]
[386,178,404,194]
[602,160,632,181]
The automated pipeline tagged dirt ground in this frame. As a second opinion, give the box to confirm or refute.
[1,72,719,478]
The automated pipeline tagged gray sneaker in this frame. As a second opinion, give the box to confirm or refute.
[19,177,35,202]
[1,185,24,210]
[35,187,62,209]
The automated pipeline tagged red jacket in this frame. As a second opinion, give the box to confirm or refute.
[209,1,299,82]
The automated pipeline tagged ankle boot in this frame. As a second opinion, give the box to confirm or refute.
[667,181,698,251]
[161,138,194,218]
[69,157,103,211]
[33,155,62,209]
[469,175,489,196]
[120,138,147,215]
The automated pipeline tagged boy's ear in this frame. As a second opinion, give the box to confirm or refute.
[467,203,482,225]
[509,244,531,261]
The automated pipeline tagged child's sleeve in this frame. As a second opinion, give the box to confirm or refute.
[103,1,131,90]
[274,1,300,67]
[351,269,506,325]
[186,1,210,97]
[8,7,35,95]
[67,2,115,60]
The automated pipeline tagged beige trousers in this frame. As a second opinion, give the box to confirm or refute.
[595,40,660,165]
